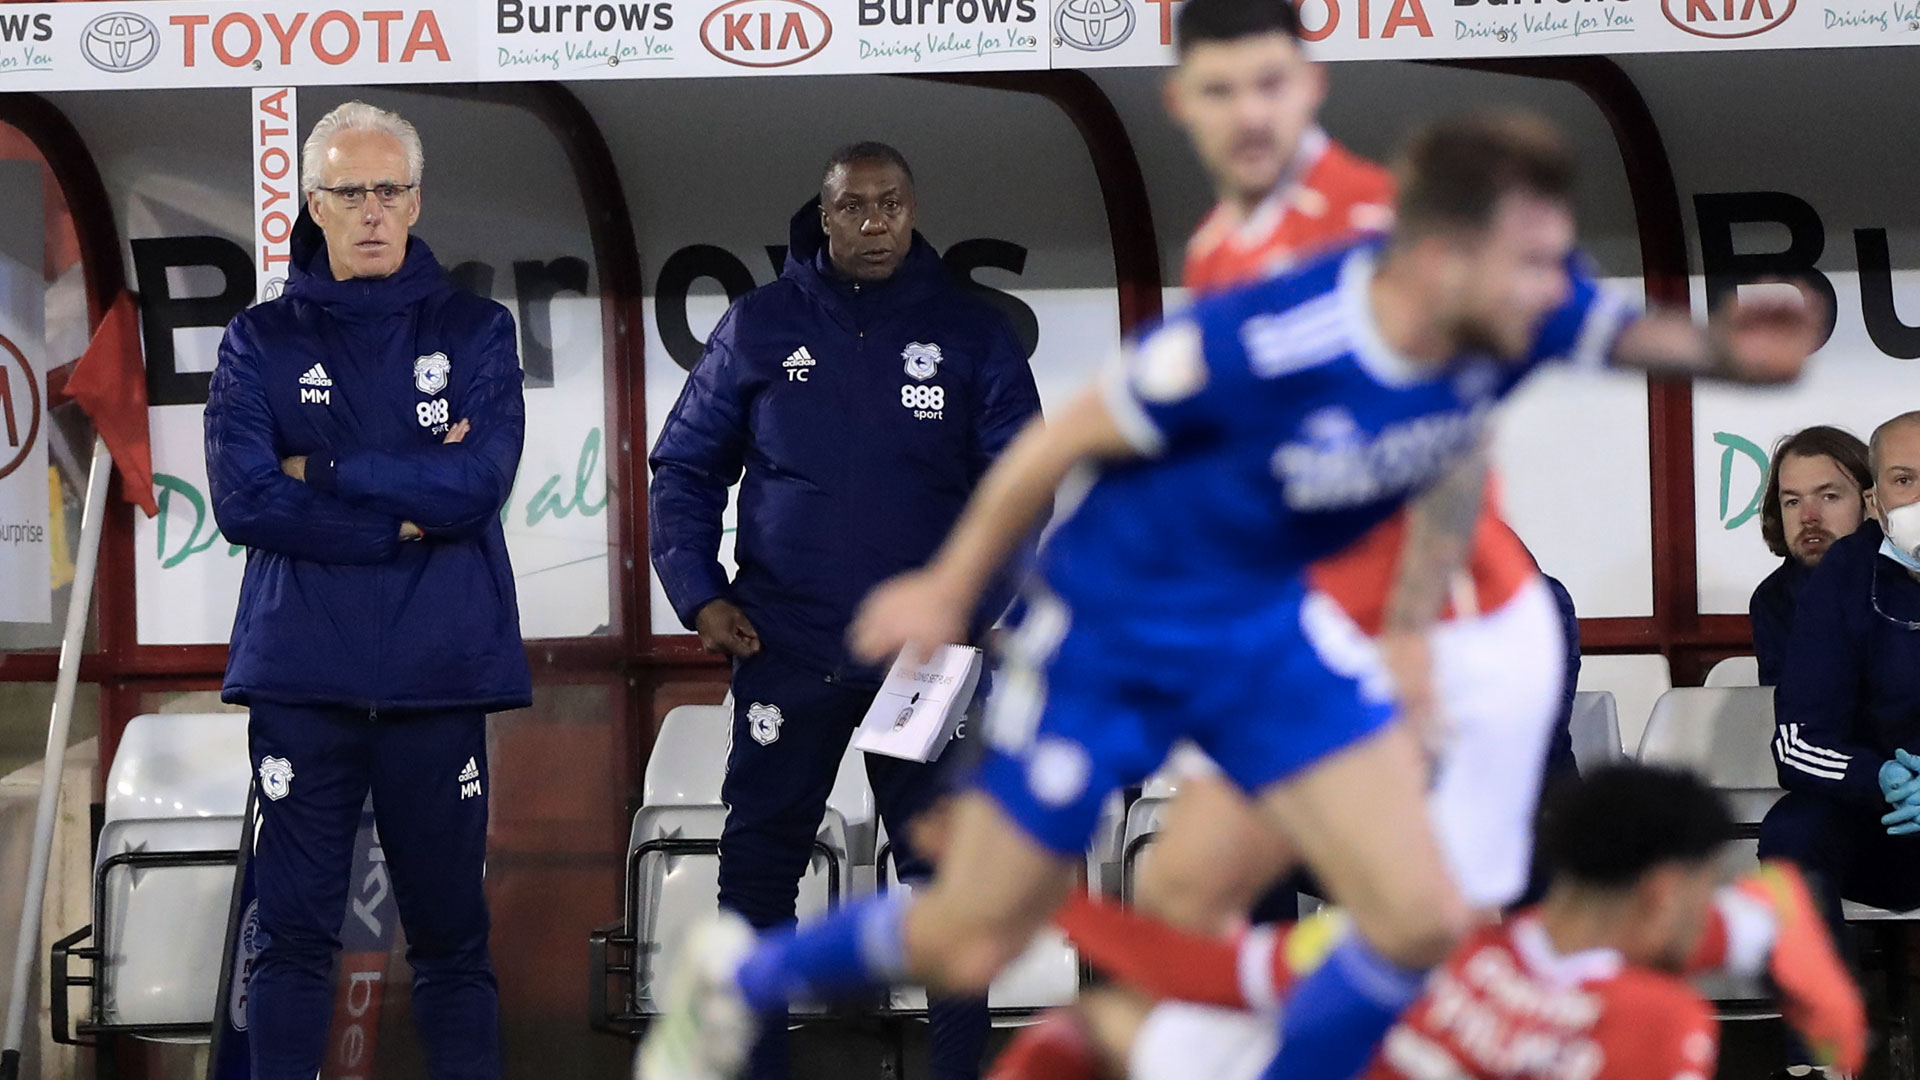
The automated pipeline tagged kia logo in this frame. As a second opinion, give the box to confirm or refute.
[80,12,160,73]
[1662,0,1794,36]
[0,334,42,482]
[701,0,833,67]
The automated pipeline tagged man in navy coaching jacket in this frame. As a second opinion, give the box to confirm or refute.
[649,142,1041,1080]
[205,101,529,1080]
[1762,411,1920,1077]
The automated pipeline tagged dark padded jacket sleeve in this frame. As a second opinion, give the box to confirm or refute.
[1773,550,1883,804]
[648,305,750,629]
[309,307,525,539]
[205,318,402,565]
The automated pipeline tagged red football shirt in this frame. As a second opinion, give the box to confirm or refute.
[1181,127,1536,630]
[1367,919,1719,1080]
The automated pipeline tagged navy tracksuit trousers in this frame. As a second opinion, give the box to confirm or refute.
[1760,790,1920,942]
[246,702,498,1080]
[720,650,989,1080]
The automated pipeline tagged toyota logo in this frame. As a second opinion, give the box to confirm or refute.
[81,12,160,74]
[1054,0,1135,49]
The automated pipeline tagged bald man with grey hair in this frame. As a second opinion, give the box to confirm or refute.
[1869,410,1920,480]
[1759,408,1920,1076]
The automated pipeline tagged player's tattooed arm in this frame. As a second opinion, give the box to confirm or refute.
[1380,439,1490,739]
[1385,440,1488,635]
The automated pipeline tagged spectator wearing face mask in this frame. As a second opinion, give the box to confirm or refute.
[1751,427,1871,685]
[1760,410,1920,1079]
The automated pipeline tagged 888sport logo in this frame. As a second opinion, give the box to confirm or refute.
[900,383,945,420]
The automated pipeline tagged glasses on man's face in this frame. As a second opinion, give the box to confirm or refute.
[317,182,417,210]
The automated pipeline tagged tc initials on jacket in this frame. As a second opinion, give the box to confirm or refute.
[783,346,816,381]
[900,384,945,420]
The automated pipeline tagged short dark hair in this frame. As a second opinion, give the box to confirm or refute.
[1540,764,1733,889]
[1393,111,1577,240]
[822,141,914,188]
[1175,0,1301,54]
[1759,425,1870,558]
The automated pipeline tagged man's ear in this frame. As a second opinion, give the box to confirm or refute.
[1305,60,1329,111]
[1867,486,1882,521]
[1162,72,1185,124]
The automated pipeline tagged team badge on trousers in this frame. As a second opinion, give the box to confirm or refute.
[258,756,295,801]
[747,702,784,746]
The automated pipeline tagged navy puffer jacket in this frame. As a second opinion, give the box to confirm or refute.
[206,213,532,712]
[650,201,1041,682]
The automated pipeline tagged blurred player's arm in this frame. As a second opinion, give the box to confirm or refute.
[850,383,1138,663]
[1610,289,1821,384]
[1539,255,1821,385]
[966,318,1048,638]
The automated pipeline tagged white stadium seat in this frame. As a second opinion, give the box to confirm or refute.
[640,703,731,806]
[1568,691,1623,774]
[1086,790,1128,899]
[607,705,856,1020]
[1704,655,1760,688]
[1118,764,1184,903]
[1577,653,1672,757]
[53,712,250,1041]
[827,738,879,894]
[1635,687,1781,827]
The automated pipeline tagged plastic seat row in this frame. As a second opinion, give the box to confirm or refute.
[589,703,1078,1033]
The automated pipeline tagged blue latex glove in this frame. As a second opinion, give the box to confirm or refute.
[1883,800,1920,835]
[1881,757,1915,803]
[1883,751,1920,834]
[1887,749,1920,804]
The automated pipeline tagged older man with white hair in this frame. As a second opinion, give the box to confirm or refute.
[203,100,530,1080]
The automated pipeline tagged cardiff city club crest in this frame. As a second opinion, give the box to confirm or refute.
[413,351,450,395]
[258,756,295,801]
[902,342,942,381]
[747,702,785,746]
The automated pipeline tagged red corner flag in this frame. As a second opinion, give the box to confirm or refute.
[64,292,157,517]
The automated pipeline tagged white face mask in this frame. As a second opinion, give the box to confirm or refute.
[1881,500,1920,573]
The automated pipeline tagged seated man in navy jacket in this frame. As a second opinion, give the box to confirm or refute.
[205,102,530,1080]
[648,141,1041,1080]
[1750,426,1870,685]
[1761,410,1920,1077]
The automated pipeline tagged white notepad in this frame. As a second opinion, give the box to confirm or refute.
[853,645,984,763]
